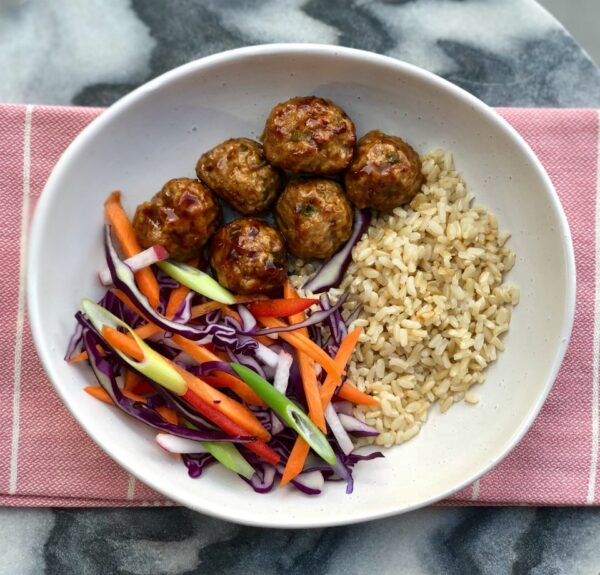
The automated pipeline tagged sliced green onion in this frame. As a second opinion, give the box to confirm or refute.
[182,420,255,479]
[81,299,187,395]
[156,260,236,305]
[230,363,337,465]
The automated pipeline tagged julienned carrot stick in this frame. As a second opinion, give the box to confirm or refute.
[165,257,199,319]
[67,322,158,365]
[166,284,191,319]
[102,326,145,361]
[135,323,161,339]
[123,369,142,392]
[257,316,343,383]
[337,382,378,406]
[173,364,270,441]
[320,328,363,407]
[69,349,92,364]
[156,405,178,425]
[85,386,113,405]
[280,328,364,485]
[284,281,326,432]
[122,389,148,404]
[104,192,160,309]
[171,334,266,407]
[181,388,280,465]
[279,438,310,488]
[202,374,266,407]
[190,300,225,318]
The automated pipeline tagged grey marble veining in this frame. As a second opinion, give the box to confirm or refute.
[1,0,599,108]
[1,507,599,574]
[2,1,600,573]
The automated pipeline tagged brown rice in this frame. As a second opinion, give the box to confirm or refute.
[293,149,519,448]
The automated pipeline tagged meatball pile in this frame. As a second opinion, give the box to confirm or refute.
[132,96,424,295]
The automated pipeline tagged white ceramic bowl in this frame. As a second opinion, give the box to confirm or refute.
[28,44,575,528]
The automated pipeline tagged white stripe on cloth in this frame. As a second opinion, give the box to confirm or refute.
[587,110,600,505]
[471,479,480,501]
[126,474,136,500]
[9,105,33,495]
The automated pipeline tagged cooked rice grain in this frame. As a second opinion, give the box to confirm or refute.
[293,149,518,449]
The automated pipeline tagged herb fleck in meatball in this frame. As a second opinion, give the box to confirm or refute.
[196,138,283,215]
[210,218,287,295]
[132,178,220,261]
[262,96,356,174]
[275,179,353,259]
[344,130,423,210]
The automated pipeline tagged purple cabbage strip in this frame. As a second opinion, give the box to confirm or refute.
[236,305,257,334]
[242,463,277,493]
[82,330,247,442]
[182,453,217,478]
[171,290,195,324]
[252,292,348,336]
[307,324,322,349]
[156,269,180,290]
[104,224,236,343]
[188,361,238,378]
[227,349,267,380]
[332,401,354,416]
[303,209,371,293]
[64,321,84,361]
[338,413,379,438]
[344,304,364,328]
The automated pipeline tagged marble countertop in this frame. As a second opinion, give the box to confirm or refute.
[1,1,599,573]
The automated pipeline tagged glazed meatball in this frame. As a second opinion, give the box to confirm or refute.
[344,130,423,210]
[196,138,283,215]
[275,179,353,259]
[210,218,287,295]
[262,96,356,174]
[132,178,220,261]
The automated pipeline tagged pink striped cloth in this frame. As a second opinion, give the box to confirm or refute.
[1,104,598,507]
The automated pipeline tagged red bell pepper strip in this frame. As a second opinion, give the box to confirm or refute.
[181,389,280,465]
[246,298,318,318]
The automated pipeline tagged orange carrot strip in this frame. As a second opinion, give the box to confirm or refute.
[68,350,92,364]
[202,374,266,407]
[156,405,178,425]
[190,300,225,318]
[281,328,364,485]
[172,364,270,442]
[101,326,145,361]
[104,191,160,308]
[165,284,190,318]
[84,386,113,405]
[257,316,343,383]
[285,281,326,432]
[122,389,148,404]
[123,369,142,392]
[135,322,161,340]
[337,382,378,406]
[171,334,266,407]
[320,328,362,407]
[254,334,276,347]
[279,438,310,488]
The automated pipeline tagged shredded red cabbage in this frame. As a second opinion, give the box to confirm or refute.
[303,209,372,294]
[67,218,385,496]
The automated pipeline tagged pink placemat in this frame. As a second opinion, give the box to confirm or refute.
[0,104,598,507]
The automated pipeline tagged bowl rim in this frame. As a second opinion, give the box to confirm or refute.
[27,43,576,528]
